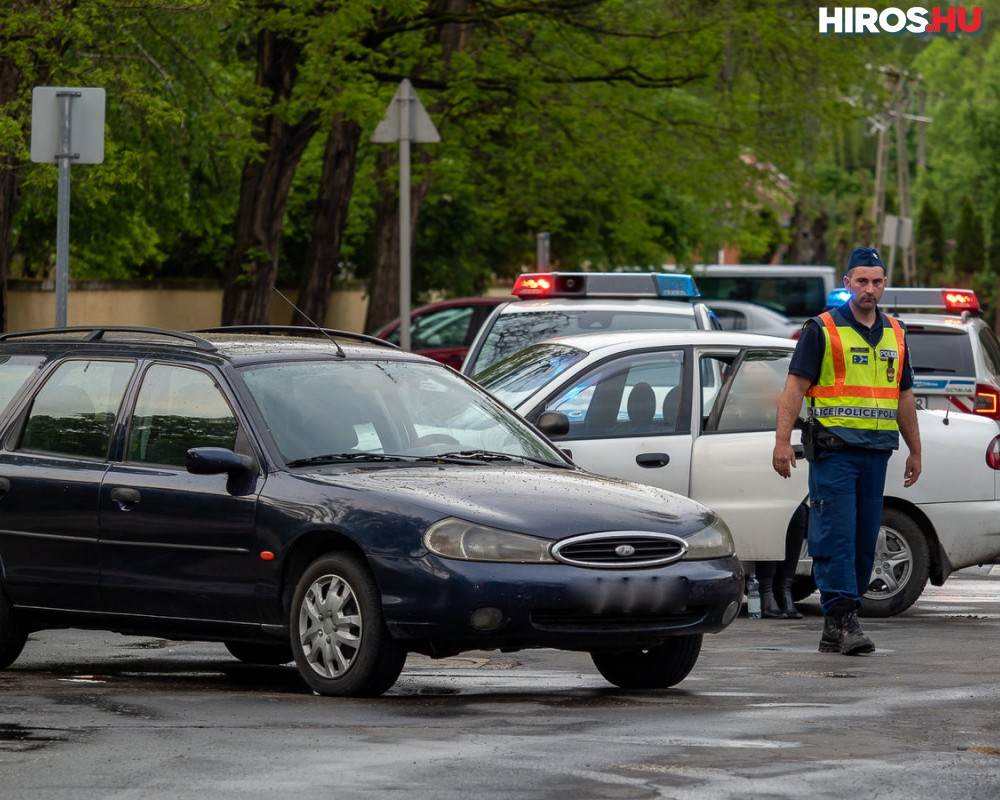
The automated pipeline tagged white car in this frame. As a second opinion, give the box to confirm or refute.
[478,329,1000,616]
[879,287,1000,422]
[703,299,800,338]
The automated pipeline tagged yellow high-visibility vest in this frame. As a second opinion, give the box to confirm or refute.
[806,308,905,442]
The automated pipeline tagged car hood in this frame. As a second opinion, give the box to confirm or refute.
[297,465,718,540]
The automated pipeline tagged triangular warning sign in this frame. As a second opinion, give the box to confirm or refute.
[371,79,441,144]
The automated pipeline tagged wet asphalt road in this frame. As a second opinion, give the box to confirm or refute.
[2,570,1000,800]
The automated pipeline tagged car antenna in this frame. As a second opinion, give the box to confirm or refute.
[272,286,346,358]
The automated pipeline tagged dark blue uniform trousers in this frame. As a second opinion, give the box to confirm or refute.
[807,446,892,615]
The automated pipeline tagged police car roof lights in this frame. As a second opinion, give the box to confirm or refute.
[824,286,980,315]
[512,272,700,300]
[880,287,980,314]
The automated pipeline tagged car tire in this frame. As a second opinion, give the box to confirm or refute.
[290,553,406,697]
[0,588,27,669]
[860,508,930,618]
[590,634,703,689]
[224,640,294,665]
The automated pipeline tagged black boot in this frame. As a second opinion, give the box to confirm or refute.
[819,603,875,655]
[759,578,784,619]
[777,578,803,619]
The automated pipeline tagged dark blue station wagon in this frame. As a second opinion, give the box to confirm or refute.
[0,326,743,696]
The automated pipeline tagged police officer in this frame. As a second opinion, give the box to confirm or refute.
[772,247,922,655]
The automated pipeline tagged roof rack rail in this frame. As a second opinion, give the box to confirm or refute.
[192,325,400,349]
[0,326,216,351]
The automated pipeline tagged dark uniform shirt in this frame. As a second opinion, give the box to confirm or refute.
[789,302,914,391]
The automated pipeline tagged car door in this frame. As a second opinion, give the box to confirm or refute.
[529,348,695,496]
[0,357,135,610]
[99,363,264,622]
[688,348,807,561]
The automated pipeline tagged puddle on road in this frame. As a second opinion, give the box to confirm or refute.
[0,723,68,751]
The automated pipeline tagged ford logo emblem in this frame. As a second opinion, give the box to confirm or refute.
[614,544,636,557]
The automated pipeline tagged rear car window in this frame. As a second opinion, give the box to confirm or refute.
[471,309,697,377]
[905,328,976,376]
[20,359,134,459]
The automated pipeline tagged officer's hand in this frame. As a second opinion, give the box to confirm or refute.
[903,453,922,488]
[772,442,797,479]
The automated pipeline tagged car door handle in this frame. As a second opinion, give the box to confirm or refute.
[0,476,9,493]
[793,445,805,458]
[111,487,141,508]
[636,452,670,468]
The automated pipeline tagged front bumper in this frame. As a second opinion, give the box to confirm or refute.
[370,553,744,654]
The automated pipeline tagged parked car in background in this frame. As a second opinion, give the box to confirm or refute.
[478,329,1000,616]
[461,271,718,377]
[692,263,837,324]
[845,286,1000,422]
[0,325,744,696]
[373,296,506,370]
[703,299,800,338]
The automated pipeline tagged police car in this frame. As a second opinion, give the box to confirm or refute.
[460,271,718,377]
[825,286,1000,421]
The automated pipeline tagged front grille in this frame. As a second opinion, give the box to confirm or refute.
[551,531,688,568]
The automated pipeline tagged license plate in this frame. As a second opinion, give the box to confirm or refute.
[914,395,928,410]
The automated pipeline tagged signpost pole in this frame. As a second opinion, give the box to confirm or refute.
[398,93,412,354]
[31,86,105,329]
[55,91,80,328]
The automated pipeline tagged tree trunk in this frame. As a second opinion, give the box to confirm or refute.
[364,147,405,334]
[0,58,23,332]
[220,27,318,326]
[291,115,362,328]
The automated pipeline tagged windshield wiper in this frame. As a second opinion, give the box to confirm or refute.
[424,450,518,462]
[420,450,568,467]
[286,453,417,467]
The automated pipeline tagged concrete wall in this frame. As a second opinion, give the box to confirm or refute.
[7,281,370,334]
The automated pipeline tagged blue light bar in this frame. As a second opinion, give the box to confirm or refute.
[825,289,850,308]
[653,273,700,299]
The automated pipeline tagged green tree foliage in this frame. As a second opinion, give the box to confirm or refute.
[989,191,1000,273]
[912,1,1000,241]
[3,1,247,285]
[4,1,995,332]
[953,195,984,283]
[916,198,946,284]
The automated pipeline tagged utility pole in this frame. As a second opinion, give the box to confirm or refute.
[870,68,929,287]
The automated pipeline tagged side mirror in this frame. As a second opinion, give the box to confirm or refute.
[187,447,255,476]
[536,411,570,437]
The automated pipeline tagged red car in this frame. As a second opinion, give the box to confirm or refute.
[374,297,507,370]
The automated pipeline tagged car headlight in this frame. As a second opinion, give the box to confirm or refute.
[424,518,556,563]
[684,516,736,560]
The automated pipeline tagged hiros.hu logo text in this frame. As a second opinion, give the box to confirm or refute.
[819,6,982,33]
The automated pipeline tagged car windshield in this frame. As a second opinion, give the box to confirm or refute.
[477,343,588,407]
[240,358,566,466]
[470,308,697,375]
